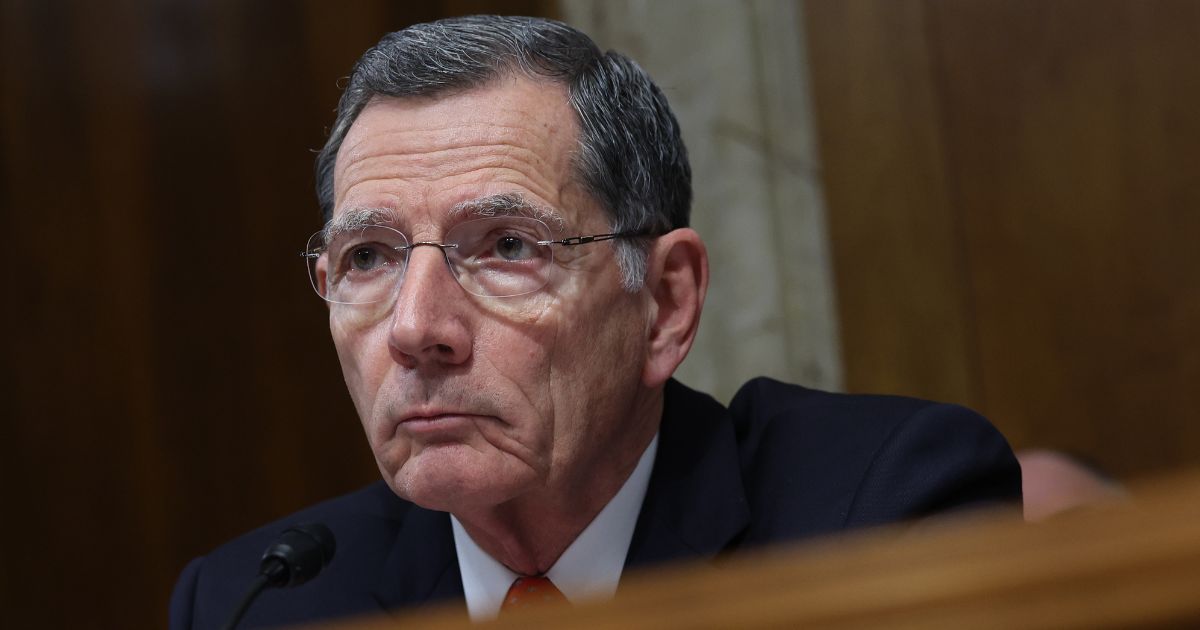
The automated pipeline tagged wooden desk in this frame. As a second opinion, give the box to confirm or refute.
[315,469,1200,629]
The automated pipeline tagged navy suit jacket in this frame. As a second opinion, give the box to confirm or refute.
[170,378,1021,629]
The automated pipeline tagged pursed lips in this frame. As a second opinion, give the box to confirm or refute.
[394,411,496,438]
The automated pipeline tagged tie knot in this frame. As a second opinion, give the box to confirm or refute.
[501,575,567,612]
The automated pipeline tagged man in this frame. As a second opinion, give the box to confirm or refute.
[170,15,1020,628]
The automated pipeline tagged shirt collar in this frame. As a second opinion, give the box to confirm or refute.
[451,433,659,621]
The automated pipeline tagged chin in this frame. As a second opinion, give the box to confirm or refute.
[387,443,534,513]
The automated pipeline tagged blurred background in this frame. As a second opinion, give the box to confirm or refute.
[2,1,1197,628]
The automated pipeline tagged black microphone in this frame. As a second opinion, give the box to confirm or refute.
[221,523,337,630]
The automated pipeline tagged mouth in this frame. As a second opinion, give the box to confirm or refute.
[396,413,494,439]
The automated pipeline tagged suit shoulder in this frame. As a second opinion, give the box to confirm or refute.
[729,376,1007,466]
[728,377,1019,534]
[729,376,963,441]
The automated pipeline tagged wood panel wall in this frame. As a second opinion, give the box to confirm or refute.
[805,0,1200,478]
[5,1,1198,627]
[0,2,553,628]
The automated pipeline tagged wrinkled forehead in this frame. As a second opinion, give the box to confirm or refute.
[332,78,580,188]
[321,192,567,244]
[329,77,601,232]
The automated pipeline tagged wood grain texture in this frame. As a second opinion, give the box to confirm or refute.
[926,0,1200,475]
[805,0,1200,477]
[318,469,1200,629]
[804,0,980,407]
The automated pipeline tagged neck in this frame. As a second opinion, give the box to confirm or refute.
[454,392,662,575]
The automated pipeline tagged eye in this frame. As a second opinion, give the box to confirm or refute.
[325,225,407,277]
[336,241,402,277]
[445,217,552,269]
[350,245,384,271]
[494,234,535,261]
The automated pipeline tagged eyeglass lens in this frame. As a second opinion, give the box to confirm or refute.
[305,216,558,308]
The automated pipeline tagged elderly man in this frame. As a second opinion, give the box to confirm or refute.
[170,15,1019,628]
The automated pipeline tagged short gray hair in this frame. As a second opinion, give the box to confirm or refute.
[314,15,692,290]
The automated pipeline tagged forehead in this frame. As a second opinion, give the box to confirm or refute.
[332,76,591,228]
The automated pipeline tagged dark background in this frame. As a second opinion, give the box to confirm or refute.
[0,1,552,628]
[3,1,1199,629]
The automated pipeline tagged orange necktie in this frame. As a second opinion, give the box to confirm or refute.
[501,576,567,612]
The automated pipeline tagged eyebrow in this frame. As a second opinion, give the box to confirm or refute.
[321,206,398,246]
[451,193,566,228]
[321,193,567,246]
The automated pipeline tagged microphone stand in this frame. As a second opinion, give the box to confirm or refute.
[221,574,271,630]
[219,524,335,630]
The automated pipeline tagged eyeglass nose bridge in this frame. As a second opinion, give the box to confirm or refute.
[406,241,459,253]
[398,240,465,292]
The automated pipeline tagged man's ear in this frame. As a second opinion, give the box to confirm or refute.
[315,255,332,310]
[641,228,708,388]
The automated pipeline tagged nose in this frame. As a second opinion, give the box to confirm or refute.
[387,244,472,368]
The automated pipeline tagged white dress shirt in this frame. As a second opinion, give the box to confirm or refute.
[450,434,659,621]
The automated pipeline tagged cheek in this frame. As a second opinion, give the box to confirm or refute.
[474,309,557,417]
[330,320,363,387]
[330,319,391,423]
[546,292,646,419]
[333,322,412,479]
[478,296,558,366]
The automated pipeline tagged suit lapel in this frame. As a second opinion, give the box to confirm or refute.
[370,505,465,613]
[625,379,750,571]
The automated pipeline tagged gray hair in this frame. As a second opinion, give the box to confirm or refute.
[313,15,692,290]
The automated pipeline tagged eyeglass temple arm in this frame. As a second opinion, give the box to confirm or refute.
[539,231,650,247]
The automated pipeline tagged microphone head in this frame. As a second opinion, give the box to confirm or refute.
[259,522,337,588]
